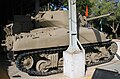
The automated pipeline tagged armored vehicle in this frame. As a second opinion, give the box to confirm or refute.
[3,10,118,76]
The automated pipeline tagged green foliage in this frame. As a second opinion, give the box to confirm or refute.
[91,0,120,21]
[91,0,120,38]
[51,0,93,15]
[76,0,93,15]
[115,3,120,22]
[92,0,113,14]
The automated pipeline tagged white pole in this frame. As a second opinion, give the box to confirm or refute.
[63,0,85,78]
[67,0,79,52]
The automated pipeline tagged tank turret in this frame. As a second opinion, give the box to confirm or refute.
[33,11,113,28]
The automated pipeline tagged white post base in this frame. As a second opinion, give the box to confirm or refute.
[63,50,85,79]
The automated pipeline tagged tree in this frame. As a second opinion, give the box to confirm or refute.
[76,0,93,15]
[91,0,120,38]
[50,0,93,15]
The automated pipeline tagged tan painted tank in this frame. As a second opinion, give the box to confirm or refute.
[3,10,118,76]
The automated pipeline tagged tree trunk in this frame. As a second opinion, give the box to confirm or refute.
[114,33,118,39]
[111,22,119,38]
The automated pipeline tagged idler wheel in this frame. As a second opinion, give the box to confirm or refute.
[110,42,118,54]
[36,60,49,73]
[21,56,34,69]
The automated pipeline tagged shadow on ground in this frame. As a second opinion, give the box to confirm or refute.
[0,52,11,79]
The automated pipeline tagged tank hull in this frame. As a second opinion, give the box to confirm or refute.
[12,27,107,51]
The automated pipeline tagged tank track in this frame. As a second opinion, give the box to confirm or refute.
[85,41,114,67]
[16,47,66,76]
[16,40,115,76]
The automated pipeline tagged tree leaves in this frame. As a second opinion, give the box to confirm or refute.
[76,0,93,15]
[91,0,120,38]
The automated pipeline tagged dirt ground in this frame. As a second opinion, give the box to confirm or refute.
[0,65,10,79]
[0,53,10,79]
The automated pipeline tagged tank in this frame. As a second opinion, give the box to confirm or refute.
[3,10,118,76]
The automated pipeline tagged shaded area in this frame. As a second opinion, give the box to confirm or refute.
[92,61,120,79]
[0,52,11,79]
[0,64,10,79]
[0,0,52,25]
[92,28,102,42]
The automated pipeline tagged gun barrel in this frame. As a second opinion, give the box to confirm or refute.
[87,13,111,21]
